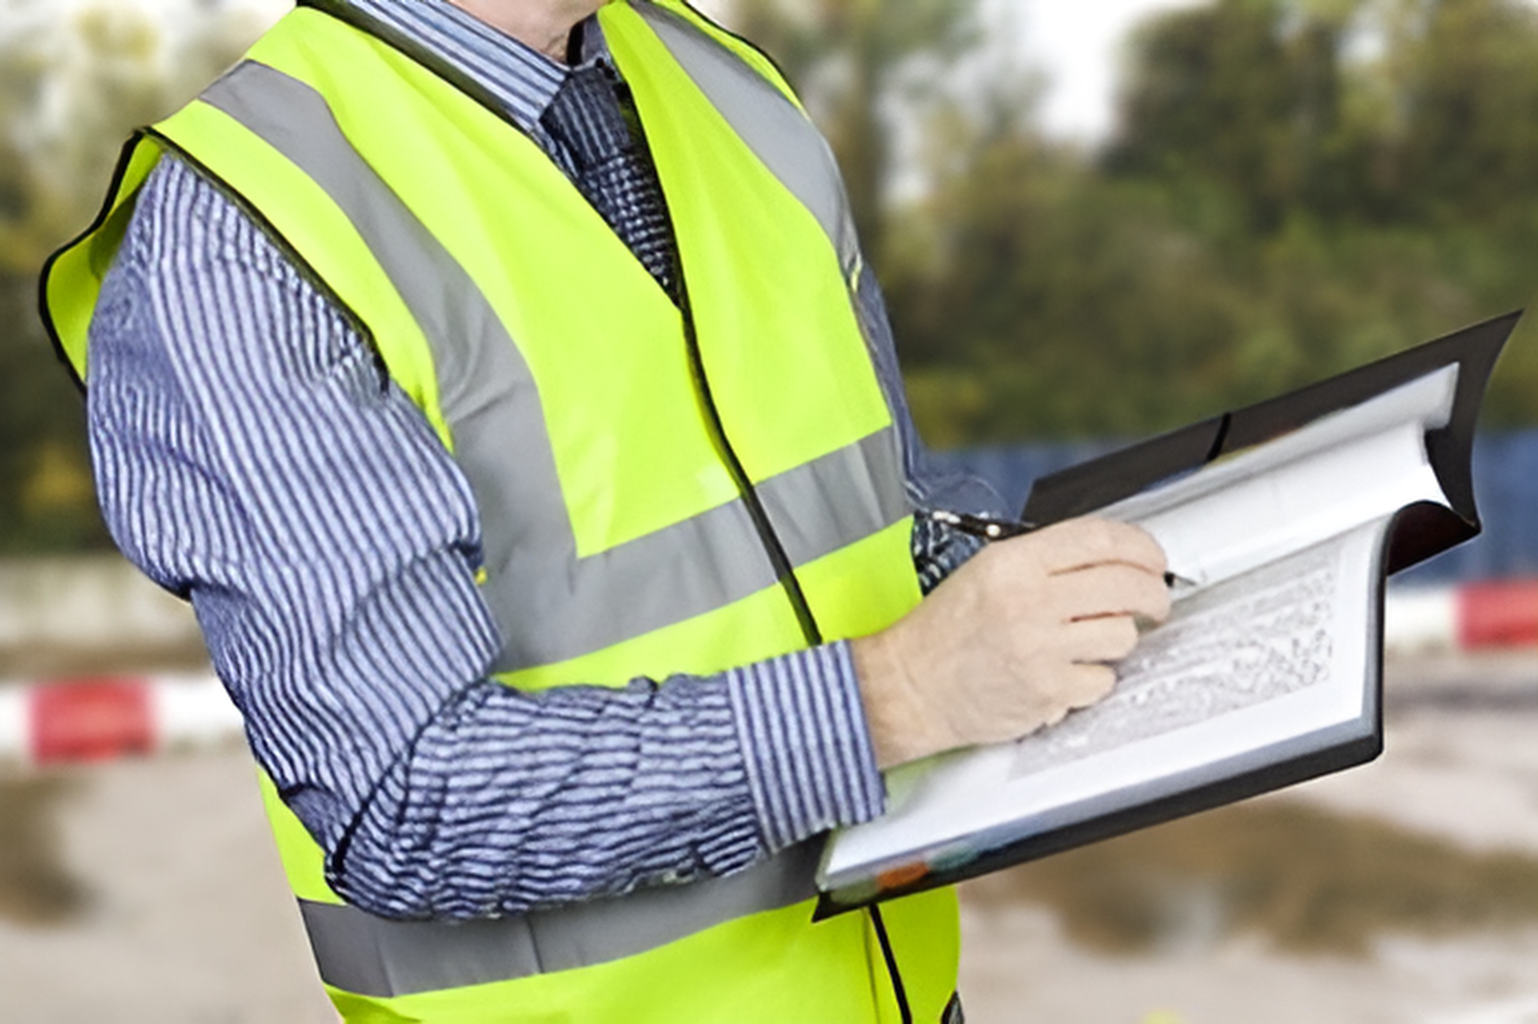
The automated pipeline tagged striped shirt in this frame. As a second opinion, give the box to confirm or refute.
[84,0,1001,920]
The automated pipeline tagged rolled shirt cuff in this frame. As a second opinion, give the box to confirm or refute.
[726,640,888,852]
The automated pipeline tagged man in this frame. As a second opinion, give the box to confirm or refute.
[40,1,1170,1021]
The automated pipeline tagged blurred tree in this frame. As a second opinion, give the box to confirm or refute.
[727,0,983,261]
[847,0,1538,441]
[1377,0,1538,224]
[1091,0,1538,430]
[0,0,282,554]
[1104,0,1369,232]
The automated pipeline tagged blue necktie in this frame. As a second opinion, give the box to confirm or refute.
[540,63,681,302]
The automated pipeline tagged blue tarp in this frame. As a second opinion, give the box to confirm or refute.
[932,430,1538,584]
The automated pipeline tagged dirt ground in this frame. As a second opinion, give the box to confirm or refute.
[2,654,1537,1023]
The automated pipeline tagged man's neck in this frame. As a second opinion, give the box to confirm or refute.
[447,1,604,63]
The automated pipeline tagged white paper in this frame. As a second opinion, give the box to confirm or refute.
[820,525,1383,888]
[817,367,1463,893]
[1010,543,1337,778]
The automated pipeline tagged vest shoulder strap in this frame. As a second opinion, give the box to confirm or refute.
[639,0,806,111]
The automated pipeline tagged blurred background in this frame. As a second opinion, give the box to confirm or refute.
[2,0,1538,1020]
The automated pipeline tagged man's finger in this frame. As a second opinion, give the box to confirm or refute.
[1058,614,1141,663]
[1030,518,1168,578]
[1051,563,1172,624]
[1062,663,1118,710]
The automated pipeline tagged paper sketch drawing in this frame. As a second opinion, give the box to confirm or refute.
[1010,542,1337,778]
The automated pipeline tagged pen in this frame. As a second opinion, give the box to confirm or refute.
[925,508,1038,540]
[925,508,1198,589]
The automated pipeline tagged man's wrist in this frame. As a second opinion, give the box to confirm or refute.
[850,630,947,771]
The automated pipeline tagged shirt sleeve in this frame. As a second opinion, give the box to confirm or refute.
[848,259,1010,593]
[85,155,885,920]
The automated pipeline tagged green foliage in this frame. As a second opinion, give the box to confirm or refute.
[741,0,1538,442]
[0,271,106,554]
[0,1,279,554]
[728,0,983,256]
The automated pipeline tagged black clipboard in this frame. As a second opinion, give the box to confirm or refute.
[815,311,1519,919]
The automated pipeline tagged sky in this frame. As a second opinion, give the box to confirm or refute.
[1013,0,1213,142]
[703,0,1214,143]
[3,0,1213,144]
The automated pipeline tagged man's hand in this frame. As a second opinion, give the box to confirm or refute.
[852,517,1172,770]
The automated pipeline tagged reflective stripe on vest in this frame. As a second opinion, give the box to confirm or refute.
[204,57,907,673]
[300,839,821,998]
[637,2,862,278]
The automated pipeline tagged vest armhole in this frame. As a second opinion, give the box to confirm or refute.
[37,133,154,394]
[141,126,387,379]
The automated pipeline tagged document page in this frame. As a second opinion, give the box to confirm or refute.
[821,525,1381,893]
[1010,543,1337,778]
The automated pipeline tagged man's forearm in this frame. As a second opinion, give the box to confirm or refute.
[327,643,881,919]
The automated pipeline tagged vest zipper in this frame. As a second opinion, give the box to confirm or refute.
[674,257,915,1024]
[674,276,823,648]
[869,904,915,1024]
[628,59,915,1024]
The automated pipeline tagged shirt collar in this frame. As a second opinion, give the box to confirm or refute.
[338,0,611,136]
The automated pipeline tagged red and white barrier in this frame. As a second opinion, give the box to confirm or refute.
[1,581,1534,770]
[0,673,242,769]
[1384,580,1538,655]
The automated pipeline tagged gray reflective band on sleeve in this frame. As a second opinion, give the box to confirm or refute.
[199,60,907,673]
[299,840,822,998]
[632,1,863,278]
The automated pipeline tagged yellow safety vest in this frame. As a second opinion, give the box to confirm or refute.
[42,1,960,1021]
